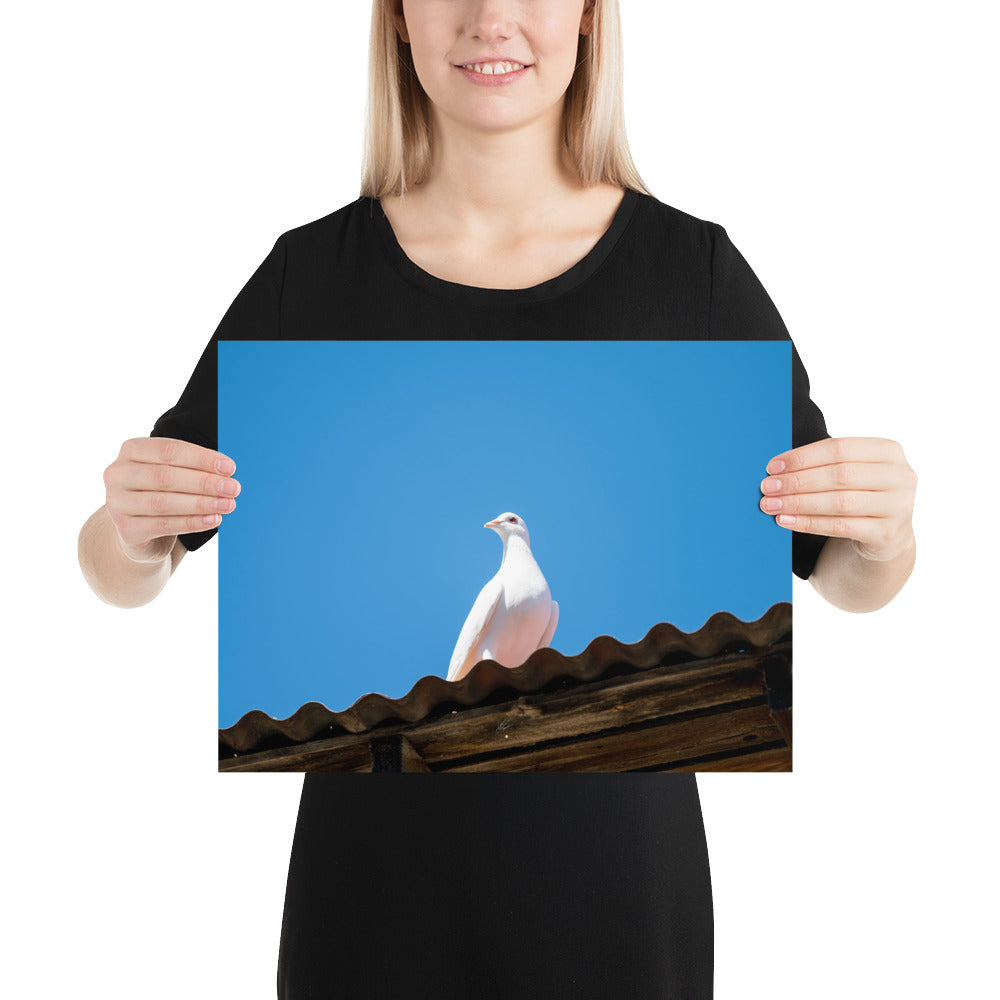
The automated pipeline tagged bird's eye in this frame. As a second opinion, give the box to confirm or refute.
[508,516,517,523]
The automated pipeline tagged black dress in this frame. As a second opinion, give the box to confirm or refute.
[151,188,829,998]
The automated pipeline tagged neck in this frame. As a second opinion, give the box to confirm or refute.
[416,103,584,234]
[500,533,531,568]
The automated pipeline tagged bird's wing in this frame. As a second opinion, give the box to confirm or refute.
[447,577,503,682]
[539,599,559,648]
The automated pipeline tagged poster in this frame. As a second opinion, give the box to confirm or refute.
[218,339,792,771]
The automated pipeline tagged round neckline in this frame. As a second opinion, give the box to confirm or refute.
[368,187,639,306]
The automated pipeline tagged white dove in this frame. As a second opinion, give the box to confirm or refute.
[446,512,559,683]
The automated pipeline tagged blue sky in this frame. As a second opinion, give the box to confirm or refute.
[218,340,791,728]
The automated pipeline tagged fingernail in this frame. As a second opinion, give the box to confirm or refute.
[216,458,235,474]
[777,514,796,526]
[767,459,785,474]
[761,497,782,512]
[762,477,782,493]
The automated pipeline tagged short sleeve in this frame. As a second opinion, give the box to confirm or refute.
[709,223,831,580]
[150,233,286,552]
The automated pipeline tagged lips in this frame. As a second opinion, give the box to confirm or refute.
[454,63,531,86]
[456,57,531,68]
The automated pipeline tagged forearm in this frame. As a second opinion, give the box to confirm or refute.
[78,505,186,609]
[807,534,916,613]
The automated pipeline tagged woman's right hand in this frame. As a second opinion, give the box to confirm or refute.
[103,437,240,562]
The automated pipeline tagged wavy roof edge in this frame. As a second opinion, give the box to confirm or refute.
[219,601,792,758]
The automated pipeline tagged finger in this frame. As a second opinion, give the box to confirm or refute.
[121,437,237,476]
[766,437,904,475]
[118,511,226,545]
[760,490,895,519]
[761,461,912,497]
[112,461,241,499]
[114,489,238,518]
[772,512,885,543]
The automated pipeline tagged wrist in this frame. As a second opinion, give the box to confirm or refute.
[115,529,176,566]
[850,527,916,564]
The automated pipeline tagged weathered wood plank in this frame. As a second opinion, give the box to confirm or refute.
[438,705,785,772]
[670,745,792,772]
[408,663,772,761]
[220,740,372,772]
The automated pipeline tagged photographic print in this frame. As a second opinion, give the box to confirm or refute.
[218,340,793,772]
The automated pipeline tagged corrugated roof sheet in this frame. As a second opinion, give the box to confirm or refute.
[219,601,792,762]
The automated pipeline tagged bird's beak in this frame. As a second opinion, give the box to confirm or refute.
[484,520,500,529]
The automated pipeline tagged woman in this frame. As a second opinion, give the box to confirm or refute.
[79,1,917,995]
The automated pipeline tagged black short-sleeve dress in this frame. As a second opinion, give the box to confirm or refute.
[151,188,829,999]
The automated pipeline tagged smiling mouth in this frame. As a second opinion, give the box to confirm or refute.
[456,61,530,76]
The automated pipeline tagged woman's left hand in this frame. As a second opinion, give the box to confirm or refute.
[760,437,917,562]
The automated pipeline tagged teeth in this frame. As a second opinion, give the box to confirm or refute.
[462,61,525,75]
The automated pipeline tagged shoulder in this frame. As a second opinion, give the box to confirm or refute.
[267,197,382,290]
[619,190,731,289]
[276,196,373,251]
[627,190,730,270]
[633,190,723,240]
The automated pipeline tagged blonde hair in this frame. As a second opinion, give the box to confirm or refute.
[360,0,651,199]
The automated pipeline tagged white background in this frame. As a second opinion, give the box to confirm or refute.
[5,1,996,996]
